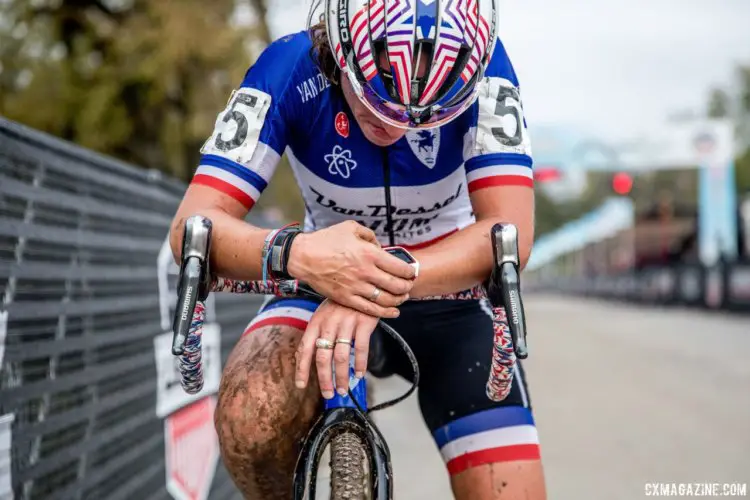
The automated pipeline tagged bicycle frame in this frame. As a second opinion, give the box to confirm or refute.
[170,214,529,500]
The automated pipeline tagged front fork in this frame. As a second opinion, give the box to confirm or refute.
[292,355,392,499]
[292,405,392,500]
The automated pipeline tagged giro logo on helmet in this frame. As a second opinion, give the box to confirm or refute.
[338,0,350,43]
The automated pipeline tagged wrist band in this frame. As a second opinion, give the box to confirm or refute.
[261,223,301,282]
[279,231,302,279]
[269,225,301,280]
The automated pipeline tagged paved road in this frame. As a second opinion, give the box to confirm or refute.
[318,294,750,499]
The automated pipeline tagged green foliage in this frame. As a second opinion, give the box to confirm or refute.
[739,66,750,114]
[707,87,730,118]
[728,65,750,195]
[534,182,603,238]
[533,189,568,237]
[737,148,750,195]
[0,0,312,220]
[0,0,257,181]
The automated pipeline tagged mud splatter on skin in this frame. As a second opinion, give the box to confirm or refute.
[215,325,322,499]
[489,465,510,497]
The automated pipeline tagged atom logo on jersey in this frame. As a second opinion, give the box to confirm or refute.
[335,112,350,138]
[406,129,440,168]
[324,145,358,179]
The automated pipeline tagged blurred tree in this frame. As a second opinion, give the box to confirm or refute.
[534,174,609,238]
[736,148,750,195]
[0,0,309,221]
[534,189,568,237]
[732,65,750,194]
[698,66,750,195]
[739,66,750,115]
[707,87,730,118]
[248,0,272,44]
[0,0,262,181]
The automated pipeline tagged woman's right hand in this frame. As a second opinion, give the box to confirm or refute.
[287,221,416,318]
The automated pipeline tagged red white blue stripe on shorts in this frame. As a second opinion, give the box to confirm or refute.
[242,298,319,336]
[433,406,540,475]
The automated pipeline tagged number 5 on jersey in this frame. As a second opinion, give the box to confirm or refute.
[492,85,524,147]
[201,87,273,165]
[476,77,531,157]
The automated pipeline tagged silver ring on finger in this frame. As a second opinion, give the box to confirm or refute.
[315,338,335,350]
[335,338,353,346]
[369,286,381,302]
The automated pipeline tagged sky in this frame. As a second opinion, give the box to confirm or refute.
[267,0,750,143]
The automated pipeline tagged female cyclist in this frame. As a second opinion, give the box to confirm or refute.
[169,0,545,498]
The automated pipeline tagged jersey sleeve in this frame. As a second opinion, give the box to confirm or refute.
[192,34,307,209]
[463,39,533,193]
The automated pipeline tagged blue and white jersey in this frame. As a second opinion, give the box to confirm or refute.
[194,31,533,249]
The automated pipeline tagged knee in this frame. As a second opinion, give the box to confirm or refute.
[214,330,320,459]
[215,367,284,453]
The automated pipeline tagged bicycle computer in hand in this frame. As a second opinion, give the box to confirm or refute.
[384,246,419,277]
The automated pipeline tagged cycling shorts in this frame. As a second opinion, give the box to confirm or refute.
[243,296,541,475]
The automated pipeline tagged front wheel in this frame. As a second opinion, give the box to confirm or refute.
[330,431,371,500]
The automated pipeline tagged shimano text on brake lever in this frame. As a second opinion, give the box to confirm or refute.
[488,223,529,359]
[172,215,213,355]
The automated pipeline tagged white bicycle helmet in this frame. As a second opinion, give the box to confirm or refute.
[322,0,498,129]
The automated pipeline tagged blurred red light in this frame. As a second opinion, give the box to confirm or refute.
[534,167,562,183]
[612,172,633,195]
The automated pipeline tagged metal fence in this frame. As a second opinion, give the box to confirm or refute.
[0,117,266,499]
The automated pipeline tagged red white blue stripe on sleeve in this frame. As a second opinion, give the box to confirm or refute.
[433,406,540,475]
[192,154,270,210]
[465,153,534,192]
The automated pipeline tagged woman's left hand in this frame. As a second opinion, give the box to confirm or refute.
[295,299,380,399]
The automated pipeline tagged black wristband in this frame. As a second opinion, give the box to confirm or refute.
[269,227,301,280]
[280,231,302,279]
